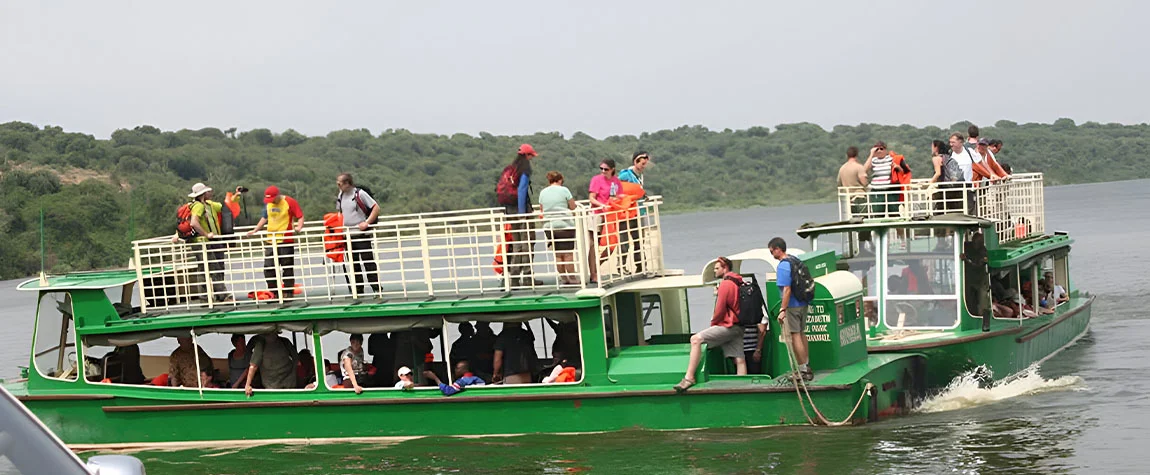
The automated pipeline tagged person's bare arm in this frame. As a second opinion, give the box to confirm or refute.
[566,198,576,211]
[246,217,268,237]
[493,350,504,382]
[342,357,362,394]
[930,156,943,182]
[190,213,211,239]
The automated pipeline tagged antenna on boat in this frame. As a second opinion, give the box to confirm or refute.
[38,208,48,286]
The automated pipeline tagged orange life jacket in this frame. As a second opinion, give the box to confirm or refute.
[491,224,514,275]
[889,153,912,201]
[323,213,347,262]
[556,366,577,383]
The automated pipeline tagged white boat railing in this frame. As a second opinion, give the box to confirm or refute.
[132,197,665,314]
[837,173,1045,241]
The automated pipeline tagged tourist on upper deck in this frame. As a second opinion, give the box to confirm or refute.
[450,322,476,368]
[341,334,372,394]
[424,361,485,396]
[929,140,965,213]
[988,138,1003,156]
[618,152,651,273]
[493,322,537,384]
[837,146,869,216]
[169,336,215,388]
[470,322,497,380]
[245,186,305,300]
[539,172,579,285]
[394,366,415,389]
[245,333,298,396]
[336,173,382,297]
[227,334,252,389]
[770,238,814,382]
[973,139,1007,182]
[178,183,240,303]
[948,133,981,183]
[674,256,747,393]
[588,159,624,283]
[862,142,903,217]
[966,125,981,150]
[498,144,541,288]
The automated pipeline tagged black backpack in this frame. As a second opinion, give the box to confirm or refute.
[725,274,767,327]
[785,256,816,304]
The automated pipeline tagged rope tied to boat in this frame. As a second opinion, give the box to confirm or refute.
[780,331,873,426]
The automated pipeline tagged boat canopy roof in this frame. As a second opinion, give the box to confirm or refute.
[17,269,139,292]
[796,214,993,239]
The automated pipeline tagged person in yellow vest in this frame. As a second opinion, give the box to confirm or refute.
[245,185,305,299]
[184,183,240,303]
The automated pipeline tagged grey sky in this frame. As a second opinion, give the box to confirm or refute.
[2,1,1147,139]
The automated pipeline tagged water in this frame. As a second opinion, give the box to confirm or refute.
[2,179,1149,473]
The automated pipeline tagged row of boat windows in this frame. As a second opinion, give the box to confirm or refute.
[32,294,588,391]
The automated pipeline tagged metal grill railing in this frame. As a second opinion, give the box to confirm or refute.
[132,197,664,314]
[837,173,1045,240]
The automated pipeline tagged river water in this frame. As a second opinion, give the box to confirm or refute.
[1,179,1147,474]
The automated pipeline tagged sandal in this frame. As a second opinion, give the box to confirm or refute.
[673,378,696,394]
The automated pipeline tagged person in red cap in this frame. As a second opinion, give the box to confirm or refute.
[245,185,305,299]
[495,144,541,287]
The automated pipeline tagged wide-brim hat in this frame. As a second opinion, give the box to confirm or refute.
[188,183,212,198]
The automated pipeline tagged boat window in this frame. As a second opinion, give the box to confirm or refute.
[884,233,960,329]
[441,316,583,387]
[641,295,663,337]
[320,328,445,391]
[1053,256,1070,305]
[33,293,78,382]
[842,245,879,326]
[603,304,615,350]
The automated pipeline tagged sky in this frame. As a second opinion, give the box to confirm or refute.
[2,1,1148,139]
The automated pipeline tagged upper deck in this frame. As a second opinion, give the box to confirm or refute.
[837,172,1045,241]
[128,197,667,314]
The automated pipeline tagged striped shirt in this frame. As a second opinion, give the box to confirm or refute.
[743,326,759,352]
[870,155,894,187]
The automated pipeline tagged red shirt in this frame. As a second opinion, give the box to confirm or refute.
[711,272,740,327]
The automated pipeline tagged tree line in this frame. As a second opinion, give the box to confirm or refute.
[1,118,1146,279]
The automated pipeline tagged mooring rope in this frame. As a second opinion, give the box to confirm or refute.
[781,331,873,426]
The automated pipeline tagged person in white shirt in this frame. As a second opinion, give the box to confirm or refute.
[948,133,980,182]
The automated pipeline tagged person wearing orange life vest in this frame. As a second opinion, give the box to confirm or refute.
[617,152,650,273]
[245,185,305,300]
[587,159,623,283]
[181,183,242,303]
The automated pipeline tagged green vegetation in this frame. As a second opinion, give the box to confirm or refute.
[1,119,1146,279]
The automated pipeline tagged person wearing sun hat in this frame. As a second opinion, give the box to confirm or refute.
[245,185,305,299]
[185,182,238,303]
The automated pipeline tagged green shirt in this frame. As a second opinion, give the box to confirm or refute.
[538,185,575,229]
[250,336,297,389]
[189,200,223,243]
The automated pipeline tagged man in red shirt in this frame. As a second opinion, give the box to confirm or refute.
[245,185,305,299]
[675,257,747,393]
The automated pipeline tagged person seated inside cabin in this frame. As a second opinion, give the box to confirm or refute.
[1045,270,1069,305]
[102,344,145,385]
[470,322,497,381]
[323,359,341,388]
[450,323,477,370]
[297,348,317,389]
[169,336,216,388]
[341,333,374,394]
[392,329,436,386]
[368,332,395,387]
[394,366,416,389]
[423,361,485,396]
[245,333,298,396]
[493,322,537,384]
[546,319,581,367]
[1021,280,1055,315]
[227,334,252,389]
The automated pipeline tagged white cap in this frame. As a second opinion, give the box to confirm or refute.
[188,183,212,198]
[397,366,412,376]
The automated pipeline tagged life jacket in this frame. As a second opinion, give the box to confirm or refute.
[619,181,645,219]
[889,153,912,201]
[598,196,637,248]
[555,366,577,383]
[323,212,347,262]
[491,223,514,275]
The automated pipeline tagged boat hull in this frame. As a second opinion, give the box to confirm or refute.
[869,296,1093,389]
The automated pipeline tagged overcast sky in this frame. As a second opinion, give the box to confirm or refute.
[2,1,1147,139]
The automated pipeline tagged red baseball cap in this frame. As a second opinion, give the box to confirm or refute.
[264,185,280,204]
[518,143,538,157]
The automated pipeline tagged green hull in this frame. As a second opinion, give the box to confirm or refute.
[869,296,1093,389]
[10,353,921,448]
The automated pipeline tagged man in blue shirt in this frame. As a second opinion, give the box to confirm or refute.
[769,237,813,382]
[424,361,485,396]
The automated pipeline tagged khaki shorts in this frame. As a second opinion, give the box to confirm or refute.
[697,325,744,359]
[785,306,809,334]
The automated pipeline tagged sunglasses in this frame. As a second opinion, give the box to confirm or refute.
[600,167,611,171]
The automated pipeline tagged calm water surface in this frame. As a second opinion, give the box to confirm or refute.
[1,179,1147,474]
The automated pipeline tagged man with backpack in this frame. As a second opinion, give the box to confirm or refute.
[769,237,814,382]
[336,173,381,296]
[675,256,747,393]
[179,183,241,303]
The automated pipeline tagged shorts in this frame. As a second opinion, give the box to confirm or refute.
[785,306,808,334]
[697,325,744,359]
[546,229,576,252]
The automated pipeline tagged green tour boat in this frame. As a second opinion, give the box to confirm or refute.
[4,173,1086,449]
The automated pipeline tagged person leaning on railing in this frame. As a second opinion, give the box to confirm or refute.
[174,183,241,303]
[837,146,868,216]
[245,185,305,300]
[618,152,651,273]
[539,171,578,285]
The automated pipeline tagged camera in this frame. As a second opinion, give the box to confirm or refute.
[237,186,250,193]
